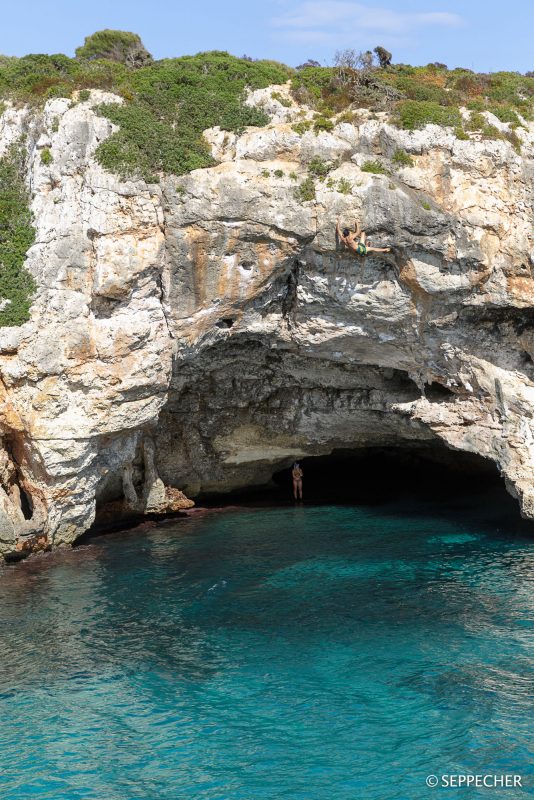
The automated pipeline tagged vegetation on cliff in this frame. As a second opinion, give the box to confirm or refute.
[0,35,291,180]
[95,52,291,180]
[291,54,532,149]
[0,32,531,181]
[0,143,36,327]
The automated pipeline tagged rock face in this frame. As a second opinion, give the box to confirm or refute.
[0,88,533,557]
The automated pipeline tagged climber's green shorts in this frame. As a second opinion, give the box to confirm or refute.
[356,242,367,256]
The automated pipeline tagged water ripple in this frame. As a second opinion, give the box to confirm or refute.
[0,501,532,799]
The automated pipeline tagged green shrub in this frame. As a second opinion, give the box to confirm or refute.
[488,105,521,126]
[75,29,152,68]
[481,123,501,138]
[40,148,52,165]
[273,169,284,178]
[0,49,289,179]
[421,201,431,210]
[307,156,338,178]
[487,71,531,104]
[505,129,522,153]
[271,91,291,108]
[465,111,522,151]
[78,89,90,102]
[313,116,334,133]
[315,103,334,117]
[397,100,462,129]
[289,171,298,181]
[291,120,312,135]
[455,127,469,140]
[392,148,414,167]
[0,41,531,184]
[361,160,388,174]
[336,110,360,124]
[449,71,485,97]
[51,116,59,132]
[0,143,36,326]
[396,76,449,104]
[466,111,485,131]
[261,169,270,178]
[290,66,339,108]
[337,178,352,194]
[294,176,315,202]
[467,98,484,111]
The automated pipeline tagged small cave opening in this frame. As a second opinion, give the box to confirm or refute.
[19,485,34,521]
[90,295,126,320]
[424,381,456,402]
[0,434,35,521]
[216,318,235,329]
[520,350,533,367]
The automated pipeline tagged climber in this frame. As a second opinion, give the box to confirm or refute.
[292,462,304,501]
[336,219,391,256]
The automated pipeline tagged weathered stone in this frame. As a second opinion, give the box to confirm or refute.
[0,90,533,559]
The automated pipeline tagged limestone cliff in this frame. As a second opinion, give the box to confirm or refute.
[0,85,533,558]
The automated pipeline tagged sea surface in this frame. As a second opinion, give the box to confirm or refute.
[0,493,532,799]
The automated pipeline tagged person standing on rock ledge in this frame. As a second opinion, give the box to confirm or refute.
[292,462,304,501]
[336,219,391,256]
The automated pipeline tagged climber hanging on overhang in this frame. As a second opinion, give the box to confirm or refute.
[336,219,391,257]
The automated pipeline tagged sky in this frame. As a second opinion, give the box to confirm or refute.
[0,0,532,73]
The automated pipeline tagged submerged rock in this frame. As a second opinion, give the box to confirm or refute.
[0,91,533,557]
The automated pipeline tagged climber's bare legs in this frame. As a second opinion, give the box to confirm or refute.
[366,245,391,253]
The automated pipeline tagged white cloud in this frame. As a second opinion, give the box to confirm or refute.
[271,2,463,44]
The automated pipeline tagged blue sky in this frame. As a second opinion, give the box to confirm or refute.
[1,0,532,73]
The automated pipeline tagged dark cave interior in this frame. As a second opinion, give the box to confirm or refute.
[201,445,501,508]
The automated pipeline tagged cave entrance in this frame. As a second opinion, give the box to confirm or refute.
[273,447,500,506]
[201,445,501,508]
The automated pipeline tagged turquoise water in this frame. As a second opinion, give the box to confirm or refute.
[0,497,532,799]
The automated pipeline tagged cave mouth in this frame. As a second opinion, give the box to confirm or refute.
[199,445,502,509]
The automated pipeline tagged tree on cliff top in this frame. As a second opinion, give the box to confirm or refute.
[374,46,392,68]
[75,30,153,68]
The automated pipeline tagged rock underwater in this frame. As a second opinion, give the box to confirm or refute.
[0,85,533,558]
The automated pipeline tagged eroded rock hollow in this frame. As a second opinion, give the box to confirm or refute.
[1,85,533,558]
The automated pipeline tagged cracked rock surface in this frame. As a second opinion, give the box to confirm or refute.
[0,88,533,558]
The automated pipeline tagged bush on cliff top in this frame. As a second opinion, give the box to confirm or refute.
[0,53,128,100]
[397,100,462,130]
[95,52,291,179]
[0,143,36,327]
[75,30,153,68]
